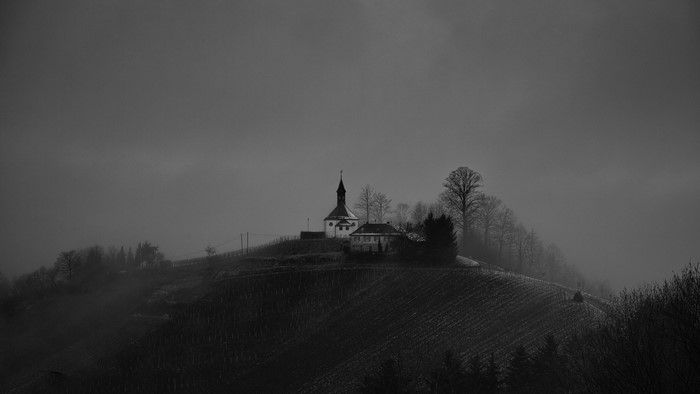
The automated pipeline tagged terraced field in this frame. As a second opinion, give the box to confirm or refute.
[71,266,604,393]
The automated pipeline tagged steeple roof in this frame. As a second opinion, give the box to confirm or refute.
[336,178,346,194]
[324,204,358,220]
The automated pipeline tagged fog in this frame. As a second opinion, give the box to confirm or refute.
[1,0,699,290]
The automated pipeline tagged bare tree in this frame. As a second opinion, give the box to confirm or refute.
[354,184,376,224]
[476,195,502,250]
[205,244,217,266]
[56,250,81,280]
[495,206,515,259]
[372,192,393,223]
[411,201,428,225]
[394,203,410,230]
[543,243,565,282]
[526,228,542,276]
[512,224,528,273]
[440,167,483,249]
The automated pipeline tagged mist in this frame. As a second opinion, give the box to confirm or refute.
[1,0,699,290]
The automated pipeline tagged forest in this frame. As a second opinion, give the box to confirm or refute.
[360,264,700,393]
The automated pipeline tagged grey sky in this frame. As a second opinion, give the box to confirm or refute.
[1,0,699,289]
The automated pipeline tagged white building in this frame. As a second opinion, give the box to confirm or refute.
[349,223,402,253]
[323,177,359,238]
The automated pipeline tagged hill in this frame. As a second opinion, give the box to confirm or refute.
[65,264,604,393]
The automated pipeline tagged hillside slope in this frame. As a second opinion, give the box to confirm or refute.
[69,266,603,393]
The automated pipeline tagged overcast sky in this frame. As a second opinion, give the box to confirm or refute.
[1,0,698,290]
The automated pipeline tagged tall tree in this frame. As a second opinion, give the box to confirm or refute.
[476,195,502,250]
[440,167,483,250]
[495,207,515,259]
[505,345,532,392]
[117,246,126,266]
[126,247,135,267]
[423,213,458,265]
[393,203,410,230]
[371,192,392,223]
[428,350,468,393]
[411,201,428,225]
[86,245,103,267]
[354,184,376,224]
[138,241,160,268]
[55,250,81,280]
[484,353,501,393]
[513,224,528,273]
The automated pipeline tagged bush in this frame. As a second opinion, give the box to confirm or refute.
[572,291,583,302]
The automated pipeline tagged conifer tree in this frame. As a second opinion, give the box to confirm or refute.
[505,345,532,392]
[423,213,458,264]
[126,247,135,267]
[484,353,501,393]
[117,246,126,266]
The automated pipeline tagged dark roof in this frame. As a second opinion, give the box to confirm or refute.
[324,204,358,220]
[335,219,355,226]
[350,223,401,236]
[336,179,346,194]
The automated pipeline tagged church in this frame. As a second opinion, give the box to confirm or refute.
[323,175,359,238]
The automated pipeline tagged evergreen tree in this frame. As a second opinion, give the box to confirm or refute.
[505,345,532,392]
[126,247,135,267]
[360,358,411,394]
[531,334,568,392]
[117,246,126,266]
[428,350,468,393]
[484,353,501,393]
[423,213,458,265]
[86,245,103,267]
[134,243,142,267]
[467,353,488,392]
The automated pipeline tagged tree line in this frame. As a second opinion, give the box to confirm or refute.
[360,263,700,393]
[0,241,167,315]
[353,166,611,297]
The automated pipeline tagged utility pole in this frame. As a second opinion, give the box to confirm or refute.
[246,232,249,254]
[240,233,243,252]
[307,218,309,231]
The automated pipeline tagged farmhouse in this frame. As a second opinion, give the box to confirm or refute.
[349,223,402,253]
[323,176,359,238]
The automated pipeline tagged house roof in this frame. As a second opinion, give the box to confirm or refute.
[324,204,358,220]
[350,223,402,236]
[335,219,355,226]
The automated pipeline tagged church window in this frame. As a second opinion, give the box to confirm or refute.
[329,222,333,226]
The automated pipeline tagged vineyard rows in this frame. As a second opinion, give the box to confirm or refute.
[70,267,603,393]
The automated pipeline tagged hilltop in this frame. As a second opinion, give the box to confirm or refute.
[62,260,604,392]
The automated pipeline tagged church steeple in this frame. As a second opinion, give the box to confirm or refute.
[336,170,346,206]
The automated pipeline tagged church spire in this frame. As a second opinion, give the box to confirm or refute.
[336,170,346,205]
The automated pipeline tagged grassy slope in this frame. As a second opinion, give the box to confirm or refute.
[0,266,212,393]
[70,265,604,393]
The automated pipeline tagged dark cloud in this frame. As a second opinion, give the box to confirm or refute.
[1,0,698,289]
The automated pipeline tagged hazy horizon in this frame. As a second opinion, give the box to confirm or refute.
[1,0,699,290]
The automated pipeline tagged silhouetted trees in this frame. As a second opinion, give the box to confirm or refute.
[440,166,483,252]
[427,350,468,393]
[359,263,700,393]
[423,213,458,265]
[3,241,167,313]
[360,358,412,394]
[567,263,700,393]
